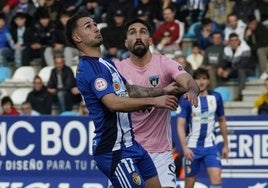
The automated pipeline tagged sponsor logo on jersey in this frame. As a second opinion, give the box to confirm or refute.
[149,75,159,87]
[132,173,141,185]
[94,78,107,91]
[113,81,120,91]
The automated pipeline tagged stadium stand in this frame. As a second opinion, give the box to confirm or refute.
[0,67,11,83]
[38,66,54,85]
[5,66,36,83]
[214,86,232,102]
[10,88,32,106]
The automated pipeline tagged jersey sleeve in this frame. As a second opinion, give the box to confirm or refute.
[90,73,115,99]
[176,97,191,119]
[76,59,115,100]
[160,55,186,80]
[214,91,225,117]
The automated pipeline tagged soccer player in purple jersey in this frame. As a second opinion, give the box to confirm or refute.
[65,10,180,188]
[177,68,229,188]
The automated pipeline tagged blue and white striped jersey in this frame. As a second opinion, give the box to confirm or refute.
[177,91,225,148]
[76,56,134,155]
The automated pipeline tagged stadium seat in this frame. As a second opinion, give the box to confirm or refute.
[6,66,36,83]
[60,111,78,116]
[214,86,232,102]
[0,67,11,83]
[38,66,54,84]
[10,88,32,105]
[0,88,8,100]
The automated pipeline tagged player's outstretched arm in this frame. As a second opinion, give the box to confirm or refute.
[126,82,180,98]
[101,93,178,112]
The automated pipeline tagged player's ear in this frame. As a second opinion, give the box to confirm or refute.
[124,39,129,49]
[72,33,81,43]
[149,37,153,46]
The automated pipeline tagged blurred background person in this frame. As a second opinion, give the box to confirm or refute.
[47,52,81,113]
[186,42,204,71]
[194,17,221,51]
[22,8,56,67]
[5,0,36,25]
[155,29,182,56]
[232,0,257,24]
[26,75,53,115]
[202,31,225,89]
[20,101,40,115]
[205,0,233,30]
[217,33,254,101]
[1,96,19,115]
[244,15,268,80]
[224,12,246,43]
[9,12,31,69]
[152,5,184,50]
[100,8,129,60]
[252,78,268,115]
[0,12,15,68]
[46,10,79,67]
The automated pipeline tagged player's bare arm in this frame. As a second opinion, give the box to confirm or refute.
[101,93,178,112]
[126,82,180,98]
[175,73,200,106]
[219,116,229,159]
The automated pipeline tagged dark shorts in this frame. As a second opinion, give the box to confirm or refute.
[184,145,222,177]
[94,141,158,188]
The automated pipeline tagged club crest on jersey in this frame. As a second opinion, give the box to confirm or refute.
[186,166,191,174]
[113,81,120,91]
[94,78,107,91]
[132,173,141,185]
[149,75,159,87]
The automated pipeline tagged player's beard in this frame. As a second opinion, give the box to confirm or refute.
[92,38,103,47]
[131,40,148,58]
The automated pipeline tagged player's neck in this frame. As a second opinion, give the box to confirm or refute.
[199,89,208,97]
[130,52,152,67]
[79,46,101,57]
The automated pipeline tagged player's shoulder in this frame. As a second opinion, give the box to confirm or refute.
[115,58,131,67]
[208,90,222,100]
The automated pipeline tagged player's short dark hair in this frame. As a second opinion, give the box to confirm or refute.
[193,68,210,79]
[66,9,91,47]
[124,18,152,38]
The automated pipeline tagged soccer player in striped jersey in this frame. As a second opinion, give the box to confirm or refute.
[176,68,229,188]
[65,10,180,188]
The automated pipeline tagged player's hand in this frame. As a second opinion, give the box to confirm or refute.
[183,90,198,107]
[183,147,194,162]
[163,82,180,95]
[221,145,229,160]
[153,95,178,111]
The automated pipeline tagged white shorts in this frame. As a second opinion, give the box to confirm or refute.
[149,151,176,187]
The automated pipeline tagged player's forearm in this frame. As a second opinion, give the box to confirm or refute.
[101,93,154,112]
[126,83,164,98]
[219,116,229,147]
[177,119,188,151]
[175,73,199,95]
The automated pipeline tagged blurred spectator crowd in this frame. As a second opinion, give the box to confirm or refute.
[1,0,268,115]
